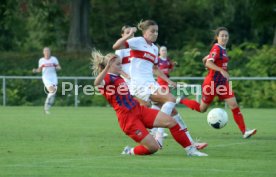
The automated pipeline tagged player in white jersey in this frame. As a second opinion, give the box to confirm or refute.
[113,20,207,150]
[115,25,132,84]
[33,47,61,114]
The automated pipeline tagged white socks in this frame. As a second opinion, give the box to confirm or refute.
[161,101,175,115]
[173,114,194,143]
[44,92,56,111]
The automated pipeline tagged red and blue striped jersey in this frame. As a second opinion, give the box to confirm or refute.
[206,43,229,85]
[157,57,174,76]
[99,73,137,113]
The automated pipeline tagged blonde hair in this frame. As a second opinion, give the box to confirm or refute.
[160,46,167,51]
[91,50,117,75]
[137,20,157,33]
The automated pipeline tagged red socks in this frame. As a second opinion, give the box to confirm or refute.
[231,107,246,134]
[133,124,192,155]
[180,98,201,112]
[169,124,192,148]
[133,145,152,155]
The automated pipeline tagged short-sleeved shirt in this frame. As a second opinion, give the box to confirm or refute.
[125,37,159,84]
[157,57,174,76]
[115,48,131,76]
[201,43,234,104]
[205,43,229,86]
[99,73,138,114]
[157,57,174,86]
[38,56,59,85]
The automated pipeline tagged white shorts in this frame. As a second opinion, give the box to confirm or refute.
[43,78,58,89]
[129,81,160,102]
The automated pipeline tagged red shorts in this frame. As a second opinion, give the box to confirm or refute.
[117,105,159,143]
[201,80,235,105]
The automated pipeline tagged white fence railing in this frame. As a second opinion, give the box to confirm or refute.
[1,76,276,107]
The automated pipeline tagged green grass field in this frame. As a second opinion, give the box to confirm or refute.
[0,106,275,177]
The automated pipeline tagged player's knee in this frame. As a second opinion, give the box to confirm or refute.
[166,95,176,102]
[48,86,57,93]
[200,107,207,113]
[228,102,238,109]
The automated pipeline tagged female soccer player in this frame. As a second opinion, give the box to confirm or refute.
[180,27,257,138]
[33,47,61,114]
[91,50,207,156]
[115,25,132,84]
[113,20,207,149]
[156,46,175,88]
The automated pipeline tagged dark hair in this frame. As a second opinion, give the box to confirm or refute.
[211,27,229,45]
[137,20,157,33]
[121,25,131,35]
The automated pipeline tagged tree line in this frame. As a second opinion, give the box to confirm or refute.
[0,0,275,52]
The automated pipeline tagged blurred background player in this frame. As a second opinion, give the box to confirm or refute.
[157,46,175,88]
[113,20,207,149]
[115,25,132,84]
[179,27,257,138]
[33,47,61,114]
[91,50,207,156]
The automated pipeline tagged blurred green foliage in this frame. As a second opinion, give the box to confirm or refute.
[0,0,275,107]
[0,0,275,51]
[0,43,275,107]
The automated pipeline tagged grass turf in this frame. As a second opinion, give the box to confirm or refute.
[0,106,275,177]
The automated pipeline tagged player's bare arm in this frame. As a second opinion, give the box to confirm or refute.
[205,60,229,80]
[55,64,61,71]
[32,67,42,73]
[94,57,113,87]
[112,27,137,50]
[153,65,177,87]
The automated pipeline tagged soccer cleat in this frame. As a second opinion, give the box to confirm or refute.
[194,142,208,150]
[243,129,257,139]
[44,110,51,115]
[186,146,208,157]
[163,132,169,138]
[121,146,132,155]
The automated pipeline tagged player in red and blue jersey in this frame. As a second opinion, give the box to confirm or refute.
[91,50,207,156]
[179,27,257,138]
[157,46,174,88]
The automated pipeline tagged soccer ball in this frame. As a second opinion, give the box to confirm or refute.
[207,108,228,129]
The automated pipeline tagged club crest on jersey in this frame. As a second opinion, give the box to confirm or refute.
[135,129,142,136]
[211,52,216,58]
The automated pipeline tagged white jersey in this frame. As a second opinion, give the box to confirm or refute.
[126,37,158,84]
[38,56,59,87]
[115,48,131,76]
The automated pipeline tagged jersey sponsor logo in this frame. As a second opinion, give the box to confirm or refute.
[42,63,56,68]
[130,50,156,63]
[143,53,155,61]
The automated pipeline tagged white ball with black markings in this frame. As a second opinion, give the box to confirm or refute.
[207,108,228,129]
